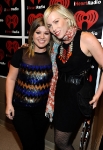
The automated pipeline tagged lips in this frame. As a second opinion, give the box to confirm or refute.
[54,31,60,37]
[38,40,45,43]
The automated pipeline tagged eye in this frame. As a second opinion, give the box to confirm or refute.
[54,20,59,24]
[36,32,40,34]
[47,25,51,28]
[45,32,50,35]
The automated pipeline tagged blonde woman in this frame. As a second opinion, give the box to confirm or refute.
[43,3,103,150]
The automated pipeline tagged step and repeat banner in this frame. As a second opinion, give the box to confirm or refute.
[0,0,103,87]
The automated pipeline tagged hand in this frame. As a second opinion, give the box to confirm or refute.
[18,43,29,49]
[89,95,99,109]
[5,104,15,120]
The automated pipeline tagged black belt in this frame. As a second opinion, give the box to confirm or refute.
[58,73,86,85]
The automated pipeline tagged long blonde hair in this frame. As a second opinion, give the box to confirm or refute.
[43,3,78,43]
[27,17,53,57]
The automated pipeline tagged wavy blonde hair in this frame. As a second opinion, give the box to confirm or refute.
[43,3,78,43]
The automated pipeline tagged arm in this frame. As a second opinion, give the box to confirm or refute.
[81,32,103,108]
[89,72,103,108]
[5,65,19,120]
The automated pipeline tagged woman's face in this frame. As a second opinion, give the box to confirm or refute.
[46,11,68,39]
[33,26,50,50]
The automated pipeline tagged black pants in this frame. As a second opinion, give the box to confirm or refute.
[12,104,49,150]
[99,136,103,150]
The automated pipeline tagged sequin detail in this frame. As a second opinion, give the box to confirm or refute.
[13,62,52,106]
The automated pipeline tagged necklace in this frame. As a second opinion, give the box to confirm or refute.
[58,41,73,63]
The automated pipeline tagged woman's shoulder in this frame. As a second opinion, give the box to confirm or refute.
[15,47,27,55]
[11,48,27,68]
[81,31,95,39]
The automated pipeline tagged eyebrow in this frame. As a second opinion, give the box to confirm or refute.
[47,18,60,25]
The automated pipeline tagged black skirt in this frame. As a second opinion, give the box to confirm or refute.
[54,78,84,132]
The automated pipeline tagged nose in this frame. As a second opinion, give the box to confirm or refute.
[51,25,56,33]
[40,33,45,38]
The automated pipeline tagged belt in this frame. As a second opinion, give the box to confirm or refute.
[58,73,86,85]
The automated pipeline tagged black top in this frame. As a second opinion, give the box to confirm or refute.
[11,48,52,68]
[56,30,92,75]
[11,48,53,107]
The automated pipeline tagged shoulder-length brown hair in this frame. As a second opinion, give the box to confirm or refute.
[27,17,53,57]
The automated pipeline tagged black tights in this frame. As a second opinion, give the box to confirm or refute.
[54,129,75,150]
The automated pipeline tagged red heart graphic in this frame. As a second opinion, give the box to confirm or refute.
[30,0,41,4]
[6,41,19,53]
[49,0,70,8]
[0,5,2,15]
[5,0,16,6]
[4,0,10,6]
[0,49,5,61]
[74,10,99,30]
[5,15,18,29]
[28,13,43,25]
[12,0,16,6]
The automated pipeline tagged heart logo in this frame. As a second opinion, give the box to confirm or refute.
[49,0,70,8]
[4,0,16,6]
[5,15,18,29]
[74,10,99,30]
[30,0,41,4]
[0,49,5,61]
[28,13,43,25]
[0,5,2,15]
[6,41,19,53]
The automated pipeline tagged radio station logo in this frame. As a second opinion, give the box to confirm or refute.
[74,10,99,29]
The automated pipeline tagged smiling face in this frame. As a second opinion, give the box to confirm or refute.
[46,11,69,39]
[33,26,50,51]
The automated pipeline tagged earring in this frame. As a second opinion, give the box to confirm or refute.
[31,40,34,49]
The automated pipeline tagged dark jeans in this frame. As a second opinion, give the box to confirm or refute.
[12,104,49,150]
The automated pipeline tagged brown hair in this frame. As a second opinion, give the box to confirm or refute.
[27,17,53,57]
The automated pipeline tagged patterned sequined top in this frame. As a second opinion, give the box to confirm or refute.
[11,48,53,107]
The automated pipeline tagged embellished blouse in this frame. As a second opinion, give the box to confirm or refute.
[11,48,53,107]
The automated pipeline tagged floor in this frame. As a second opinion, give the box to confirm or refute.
[0,124,52,150]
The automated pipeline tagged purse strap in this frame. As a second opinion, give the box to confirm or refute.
[79,119,92,150]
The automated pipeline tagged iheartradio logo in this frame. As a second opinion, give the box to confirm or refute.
[0,49,5,61]
[6,41,19,53]
[30,0,41,4]
[4,0,17,6]
[5,15,18,29]
[49,0,70,8]
[74,10,99,30]
[0,5,2,15]
[28,13,43,25]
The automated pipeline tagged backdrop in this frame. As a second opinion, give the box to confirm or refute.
[0,0,103,89]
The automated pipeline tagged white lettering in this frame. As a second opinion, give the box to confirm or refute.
[11,7,19,11]
[0,62,6,65]
[74,0,101,6]
[91,31,98,36]
[12,30,20,34]
[36,5,45,9]
[0,19,3,22]
[88,0,101,5]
